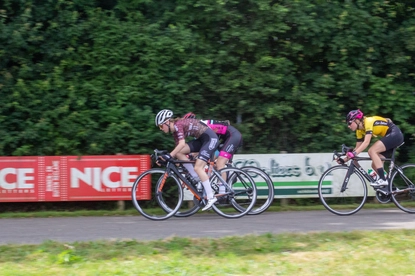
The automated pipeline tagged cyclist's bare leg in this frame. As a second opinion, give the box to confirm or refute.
[216,156,229,171]
[216,155,229,181]
[176,145,199,179]
[215,153,233,195]
[177,147,214,200]
[194,159,215,200]
[368,140,387,179]
[175,144,191,160]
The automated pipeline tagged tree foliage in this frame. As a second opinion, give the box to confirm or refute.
[1,0,414,162]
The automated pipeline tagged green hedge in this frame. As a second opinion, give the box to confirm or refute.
[1,0,414,161]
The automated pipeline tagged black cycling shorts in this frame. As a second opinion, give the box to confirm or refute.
[380,125,404,158]
[187,128,219,162]
[218,125,243,159]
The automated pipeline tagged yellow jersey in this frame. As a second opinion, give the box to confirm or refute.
[356,116,391,141]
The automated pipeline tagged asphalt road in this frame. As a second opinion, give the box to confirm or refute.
[1,209,414,245]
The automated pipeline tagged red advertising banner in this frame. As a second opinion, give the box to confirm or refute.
[0,155,151,202]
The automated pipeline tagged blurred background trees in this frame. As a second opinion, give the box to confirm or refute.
[1,0,415,161]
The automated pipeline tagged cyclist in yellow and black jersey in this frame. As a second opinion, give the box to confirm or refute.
[338,109,404,188]
[355,116,392,139]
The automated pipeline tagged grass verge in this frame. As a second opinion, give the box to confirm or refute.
[0,230,414,275]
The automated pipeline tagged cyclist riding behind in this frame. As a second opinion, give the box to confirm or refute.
[183,112,243,194]
[155,109,219,211]
[338,109,404,187]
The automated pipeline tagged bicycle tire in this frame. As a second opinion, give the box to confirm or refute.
[318,165,367,216]
[232,166,274,215]
[389,163,415,213]
[131,168,183,221]
[210,167,257,218]
[153,169,202,217]
[163,188,201,218]
[171,197,201,217]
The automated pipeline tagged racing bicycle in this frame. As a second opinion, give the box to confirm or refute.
[131,149,257,220]
[163,158,275,217]
[318,143,415,215]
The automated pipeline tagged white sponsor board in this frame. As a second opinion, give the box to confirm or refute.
[232,152,375,198]
[183,152,376,200]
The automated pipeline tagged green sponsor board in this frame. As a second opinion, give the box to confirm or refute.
[275,187,332,196]
[234,181,332,197]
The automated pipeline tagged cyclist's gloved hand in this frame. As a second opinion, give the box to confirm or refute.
[336,158,345,165]
[160,153,173,161]
[347,151,357,159]
[186,153,196,161]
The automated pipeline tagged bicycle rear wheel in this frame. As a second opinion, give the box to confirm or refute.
[390,163,415,213]
[232,166,274,215]
[131,168,183,221]
[318,165,367,216]
[210,167,257,218]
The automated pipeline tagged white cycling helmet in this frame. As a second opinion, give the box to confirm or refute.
[155,109,173,126]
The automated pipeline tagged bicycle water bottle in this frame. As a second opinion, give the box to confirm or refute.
[368,169,378,181]
[185,173,199,187]
[218,184,226,194]
[196,181,203,192]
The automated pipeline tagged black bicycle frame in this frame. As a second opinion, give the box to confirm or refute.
[340,158,378,192]
[339,147,413,195]
[162,160,232,200]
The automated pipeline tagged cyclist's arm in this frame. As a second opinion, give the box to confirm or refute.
[354,134,372,155]
[170,139,186,158]
[343,135,371,162]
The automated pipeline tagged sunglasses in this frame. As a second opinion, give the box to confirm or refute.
[159,121,169,130]
[347,120,354,126]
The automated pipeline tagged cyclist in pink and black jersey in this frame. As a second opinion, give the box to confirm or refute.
[155,109,219,211]
[183,112,243,175]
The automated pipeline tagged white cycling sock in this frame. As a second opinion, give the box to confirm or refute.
[183,163,199,179]
[201,180,214,199]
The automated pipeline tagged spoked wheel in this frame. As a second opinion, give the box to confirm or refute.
[131,168,183,221]
[210,167,257,218]
[318,165,367,216]
[232,166,274,215]
[390,164,415,213]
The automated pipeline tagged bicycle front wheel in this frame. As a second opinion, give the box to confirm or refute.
[210,167,257,219]
[318,165,367,216]
[131,168,183,221]
[390,163,415,213]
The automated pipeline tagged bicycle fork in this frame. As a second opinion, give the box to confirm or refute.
[340,165,355,192]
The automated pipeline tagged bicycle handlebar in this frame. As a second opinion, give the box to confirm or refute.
[332,144,354,164]
[150,149,197,167]
[150,149,169,162]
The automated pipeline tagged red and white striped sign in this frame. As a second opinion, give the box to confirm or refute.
[0,155,151,202]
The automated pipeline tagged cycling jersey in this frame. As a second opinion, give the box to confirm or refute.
[356,116,393,141]
[200,120,229,135]
[173,118,218,162]
[355,115,403,157]
[200,119,242,159]
[173,118,209,145]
